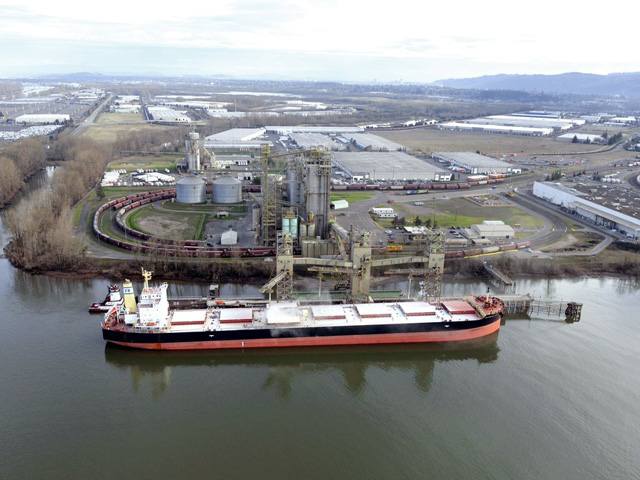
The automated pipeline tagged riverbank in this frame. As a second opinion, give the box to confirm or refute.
[5,247,640,284]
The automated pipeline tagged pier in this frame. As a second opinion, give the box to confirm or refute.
[499,294,583,322]
[483,262,516,294]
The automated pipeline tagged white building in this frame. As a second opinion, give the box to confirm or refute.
[471,221,515,239]
[221,229,238,245]
[331,200,349,210]
[147,106,191,123]
[556,133,604,143]
[371,207,396,218]
[432,152,513,175]
[439,121,553,136]
[204,128,271,152]
[533,181,640,237]
[15,114,70,124]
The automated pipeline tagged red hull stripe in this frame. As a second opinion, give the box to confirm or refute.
[107,317,501,350]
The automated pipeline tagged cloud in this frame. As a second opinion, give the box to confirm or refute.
[1,0,639,81]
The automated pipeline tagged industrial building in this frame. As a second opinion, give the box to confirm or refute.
[557,133,604,143]
[15,114,70,124]
[266,126,364,135]
[220,228,238,245]
[204,128,271,152]
[331,200,349,210]
[439,122,553,136]
[533,182,640,238]
[481,115,585,131]
[431,152,513,174]
[470,221,515,240]
[333,152,451,181]
[146,106,191,123]
[340,133,406,152]
[289,132,344,151]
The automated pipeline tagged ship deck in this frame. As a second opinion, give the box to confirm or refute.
[113,300,488,334]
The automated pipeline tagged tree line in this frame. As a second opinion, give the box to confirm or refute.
[0,138,47,205]
[4,136,110,271]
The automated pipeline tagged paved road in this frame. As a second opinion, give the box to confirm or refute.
[512,188,614,255]
[71,93,114,137]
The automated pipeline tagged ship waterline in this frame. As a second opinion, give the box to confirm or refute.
[101,270,504,351]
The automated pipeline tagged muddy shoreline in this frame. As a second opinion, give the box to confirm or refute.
[9,254,639,284]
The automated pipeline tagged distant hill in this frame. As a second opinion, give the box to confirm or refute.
[433,72,640,98]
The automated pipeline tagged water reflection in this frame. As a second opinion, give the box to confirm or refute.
[104,333,500,398]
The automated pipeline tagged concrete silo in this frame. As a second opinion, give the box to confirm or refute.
[176,176,207,204]
[212,176,242,204]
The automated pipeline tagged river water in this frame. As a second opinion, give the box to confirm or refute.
[1,172,639,479]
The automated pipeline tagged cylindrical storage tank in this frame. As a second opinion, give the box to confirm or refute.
[286,171,299,204]
[282,217,290,233]
[290,218,298,237]
[299,223,307,237]
[307,223,316,237]
[252,204,261,229]
[212,176,242,204]
[176,176,207,204]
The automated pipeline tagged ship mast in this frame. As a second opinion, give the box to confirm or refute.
[141,268,153,292]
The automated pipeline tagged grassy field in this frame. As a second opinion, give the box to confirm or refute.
[330,192,375,202]
[108,155,180,173]
[127,205,203,240]
[436,198,545,228]
[81,123,175,143]
[404,197,545,229]
[96,112,145,124]
[376,126,637,164]
[161,202,247,213]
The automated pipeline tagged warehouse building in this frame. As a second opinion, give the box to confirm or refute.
[556,133,604,143]
[147,106,190,123]
[431,152,513,174]
[341,133,406,152]
[266,126,364,135]
[289,132,344,150]
[333,151,451,182]
[204,128,271,152]
[481,115,585,131]
[533,182,640,238]
[470,221,515,240]
[439,122,553,136]
[15,114,70,124]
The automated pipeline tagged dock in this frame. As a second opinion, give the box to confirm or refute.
[483,262,516,294]
[499,294,582,322]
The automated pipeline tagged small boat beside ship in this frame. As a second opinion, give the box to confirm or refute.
[89,284,124,313]
[101,269,505,351]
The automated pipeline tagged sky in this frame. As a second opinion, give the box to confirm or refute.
[1,0,639,83]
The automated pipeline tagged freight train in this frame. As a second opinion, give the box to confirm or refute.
[93,178,516,259]
[93,190,303,258]
[329,177,504,193]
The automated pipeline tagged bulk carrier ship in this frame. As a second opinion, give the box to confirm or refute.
[101,269,504,351]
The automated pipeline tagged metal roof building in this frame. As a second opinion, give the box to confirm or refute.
[265,126,364,135]
[15,114,70,124]
[333,152,451,181]
[147,106,191,122]
[341,133,406,152]
[471,221,515,239]
[289,133,344,150]
[483,115,585,130]
[439,122,553,136]
[432,152,513,174]
[204,128,271,151]
[206,128,267,143]
[533,181,640,237]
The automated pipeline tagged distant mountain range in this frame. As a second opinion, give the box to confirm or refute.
[433,72,640,98]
